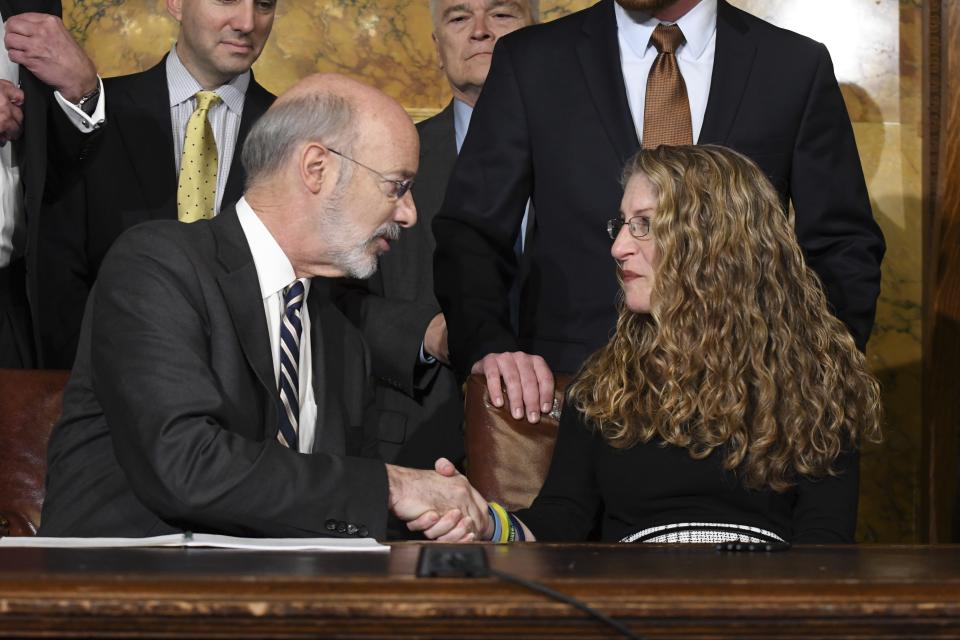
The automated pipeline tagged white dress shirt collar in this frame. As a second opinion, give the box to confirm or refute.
[235,197,310,302]
[615,0,717,61]
[235,196,317,454]
[452,98,474,154]
[166,45,249,116]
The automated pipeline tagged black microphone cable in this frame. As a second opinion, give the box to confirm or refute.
[442,551,643,640]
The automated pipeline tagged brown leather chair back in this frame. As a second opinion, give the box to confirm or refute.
[0,369,70,536]
[464,373,571,511]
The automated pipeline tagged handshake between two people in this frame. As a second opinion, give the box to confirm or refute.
[385,458,493,542]
[382,349,556,542]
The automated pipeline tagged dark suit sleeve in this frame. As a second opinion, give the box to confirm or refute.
[39,0,99,163]
[432,41,532,380]
[790,44,884,351]
[46,94,102,164]
[29,79,102,369]
[514,405,601,541]
[89,227,389,538]
[792,449,860,543]
[335,276,441,397]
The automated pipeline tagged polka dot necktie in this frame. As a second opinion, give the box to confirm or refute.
[177,91,221,223]
[642,24,693,149]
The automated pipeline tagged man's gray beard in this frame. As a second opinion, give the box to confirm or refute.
[615,0,677,13]
[324,209,401,280]
[337,227,397,279]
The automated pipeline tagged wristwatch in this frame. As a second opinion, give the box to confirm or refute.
[75,84,100,117]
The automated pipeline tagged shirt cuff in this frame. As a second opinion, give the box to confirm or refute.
[419,342,437,365]
[53,76,105,133]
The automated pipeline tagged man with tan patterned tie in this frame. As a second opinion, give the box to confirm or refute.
[36,0,278,369]
[40,74,492,542]
[434,0,884,423]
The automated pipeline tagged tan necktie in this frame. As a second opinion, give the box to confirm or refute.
[177,91,221,223]
[642,24,693,149]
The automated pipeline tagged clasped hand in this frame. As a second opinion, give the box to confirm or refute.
[4,13,98,103]
[386,458,493,542]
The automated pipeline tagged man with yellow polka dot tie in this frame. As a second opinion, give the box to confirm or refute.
[37,0,278,369]
[177,91,222,222]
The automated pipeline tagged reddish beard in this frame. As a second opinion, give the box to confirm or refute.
[615,0,678,12]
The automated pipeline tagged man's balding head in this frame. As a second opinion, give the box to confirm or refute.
[243,74,417,188]
[242,73,418,280]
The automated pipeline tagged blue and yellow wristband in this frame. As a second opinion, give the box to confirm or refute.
[487,501,526,543]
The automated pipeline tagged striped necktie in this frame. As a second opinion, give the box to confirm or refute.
[642,23,693,149]
[277,280,306,451]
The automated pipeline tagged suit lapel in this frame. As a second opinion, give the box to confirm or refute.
[420,102,457,168]
[307,279,347,456]
[576,0,639,164]
[212,208,279,436]
[698,0,757,144]
[110,59,179,227]
[222,75,275,207]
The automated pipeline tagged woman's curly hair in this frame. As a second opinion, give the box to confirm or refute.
[569,145,882,492]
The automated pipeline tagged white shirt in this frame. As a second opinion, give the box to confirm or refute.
[236,197,318,454]
[615,0,717,145]
[453,97,472,154]
[166,46,248,216]
[0,18,105,268]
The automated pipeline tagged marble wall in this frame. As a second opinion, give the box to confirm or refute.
[65,0,598,117]
[729,0,924,543]
[62,0,923,541]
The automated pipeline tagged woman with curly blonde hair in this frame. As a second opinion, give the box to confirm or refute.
[458,145,883,545]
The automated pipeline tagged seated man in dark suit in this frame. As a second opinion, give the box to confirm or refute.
[39,74,487,543]
[37,0,277,369]
[336,0,536,469]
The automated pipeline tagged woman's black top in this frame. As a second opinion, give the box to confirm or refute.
[515,405,859,544]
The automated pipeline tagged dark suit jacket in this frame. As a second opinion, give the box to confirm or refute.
[39,208,389,538]
[0,0,94,367]
[433,0,885,377]
[336,103,463,469]
[36,56,275,368]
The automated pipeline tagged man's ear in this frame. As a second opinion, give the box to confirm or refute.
[432,33,444,70]
[301,142,332,195]
[166,0,183,23]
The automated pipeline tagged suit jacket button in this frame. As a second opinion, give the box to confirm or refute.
[346,523,358,535]
[325,519,337,532]
[336,521,347,534]
[358,526,369,537]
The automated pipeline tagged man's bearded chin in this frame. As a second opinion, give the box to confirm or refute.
[615,0,677,13]
[337,222,403,280]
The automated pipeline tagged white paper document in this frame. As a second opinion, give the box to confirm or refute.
[0,533,389,552]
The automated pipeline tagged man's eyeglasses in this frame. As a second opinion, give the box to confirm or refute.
[327,147,414,200]
[606,216,651,240]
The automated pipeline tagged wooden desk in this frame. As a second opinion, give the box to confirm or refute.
[1,543,959,638]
